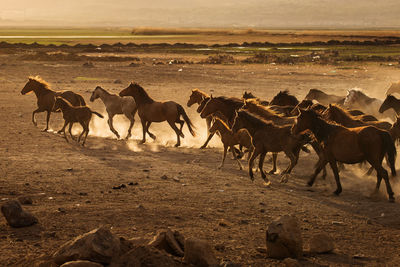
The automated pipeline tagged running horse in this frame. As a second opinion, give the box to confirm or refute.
[119,82,196,147]
[292,108,396,202]
[21,76,85,132]
[269,90,299,106]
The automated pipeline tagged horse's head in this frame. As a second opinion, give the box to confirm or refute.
[197,97,210,114]
[21,78,36,95]
[200,96,219,118]
[187,89,203,107]
[119,82,136,97]
[304,89,320,100]
[90,86,102,102]
[379,95,395,114]
[242,91,256,99]
[298,99,314,109]
[292,108,316,135]
[270,90,298,106]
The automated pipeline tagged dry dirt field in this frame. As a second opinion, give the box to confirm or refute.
[1,51,400,266]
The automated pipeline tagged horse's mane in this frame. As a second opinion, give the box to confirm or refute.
[214,117,231,131]
[325,104,362,124]
[192,88,209,98]
[237,110,275,128]
[29,75,51,89]
[95,86,111,95]
[215,96,244,109]
[272,90,299,104]
[131,82,154,104]
[245,99,281,117]
[308,88,325,95]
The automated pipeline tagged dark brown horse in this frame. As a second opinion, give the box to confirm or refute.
[323,104,391,130]
[379,95,400,115]
[304,88,345,106]
[21,76,85,132]
[269,90,299,106]
[232,110,311,184]
[292,108,396,202]
[242,91,269,106]
[199,95,244,126]
[119,82,195,147]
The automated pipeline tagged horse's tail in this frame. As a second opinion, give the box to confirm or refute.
[91,110,104,119]
[381,131,397,176]
[177,104,196,137]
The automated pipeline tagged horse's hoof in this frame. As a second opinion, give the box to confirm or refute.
[333,190,341,196]
[200,146,206,149]
[268,170,276,174]
[280,174,289,183]
[175,143,180,147]
[139,140,145,144]
[42,128,48,132]
[389,197,395,203]
[307,181,314,187]
[263,180,272,187]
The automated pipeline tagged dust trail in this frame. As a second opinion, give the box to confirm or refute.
[87,112,222,150]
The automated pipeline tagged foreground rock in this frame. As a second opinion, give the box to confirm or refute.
[266,215,303,259]
[148,229,184,256]
[60,260,103,267]
[184,238,218,267]
[1,200,38,227]
[52,226,120,265]
[110,245,182,267]
[308,233,334,253]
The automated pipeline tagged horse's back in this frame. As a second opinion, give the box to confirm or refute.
[60,91,86,106]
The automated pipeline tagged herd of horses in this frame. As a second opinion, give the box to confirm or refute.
[21,76,400,202]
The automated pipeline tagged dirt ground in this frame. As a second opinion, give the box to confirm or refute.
[1,52,400,266]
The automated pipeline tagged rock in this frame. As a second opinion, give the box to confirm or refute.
[18,196,33,205]
[52,226,120,265]
[308,233,334,253]
[1,200,38,227]
[282,258,301,267]
[148,229,184,256]
[184,238,218,267]
[60,260,103,267]
[266,215,303,259]
[161,175,168,180]
[221,262,242,267]
[114,79,122,84]
[110,245,178,267]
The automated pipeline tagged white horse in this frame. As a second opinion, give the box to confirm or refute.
[344,88,395,121]
[385,81,400,96]
[90,86,138,139]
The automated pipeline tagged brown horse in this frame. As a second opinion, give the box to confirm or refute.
[323,104,391,130]
[54,97,103,146]
[292,108,396,202]
[304,88,345,105]
[269,90,299,106]
[209,118,253,170]
[199,95,244,126]
[243,99,295,126]
[242,91,269,106]
[21,76,85,132]
[119,82,195,147]
[379,95,400,115]
[232,110,311,184]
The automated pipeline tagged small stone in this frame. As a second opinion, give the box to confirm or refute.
[1,200,38,228]
[239,219,249,225]
[161,175,168,180]
[18,196,33,205]
[282,258,301,267]
[332,221,345,226]
[128,182,138,186]
[66,168,73,172]
[57,208,66,213]
[114,79,122,84]
[78,192,88,196]
[309,233,334,253]
[173,177,180,183]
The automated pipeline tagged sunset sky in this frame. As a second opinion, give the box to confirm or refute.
[1,0,400,28]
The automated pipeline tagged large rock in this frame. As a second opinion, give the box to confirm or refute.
[148,229,184,256]
[308,233,334,253]
[52,226,121,265]
[266,215,303,259]
[1,200,38,227]
[110,245,180,267]
[183,238,218,267]
[60,260,103,267]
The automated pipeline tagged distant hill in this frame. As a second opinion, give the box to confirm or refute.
[1,0,400,28]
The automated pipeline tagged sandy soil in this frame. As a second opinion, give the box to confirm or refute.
[1,53,400,266]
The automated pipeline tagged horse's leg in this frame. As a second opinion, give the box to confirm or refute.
[218,145,228,169]
[58,120,68,134]
[146,122,156,140]
[68,122,75,141]
[282,150,298,174]
[259,152,270,184]
[369,161,395,202]
[200,132,215,149]
[248,145,262,181]
[78,121,86,143]
[63,122,69,142]
[231,145,243,170]
[167,120,183,147]
[32,108,41,127]
[328,160,342,196]
[125,113,135,140]
[108,114,120,139]
[81,122,90,147]
[268,153,278,174]
[140,119,147,144]
[308,157,328,186]
[42,110,51,132]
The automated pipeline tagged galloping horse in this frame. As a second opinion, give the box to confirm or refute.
[199,95,244,126]
[21,76,85,132]
[269,90,299,106]
[379,95,400,115]
[292,108,396,202]
[304,89,345,106]
[119,82,195,147]
[90,86,138,139]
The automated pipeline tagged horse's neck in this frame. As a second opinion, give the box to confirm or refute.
[98,89,113,103]
[312,118,338,142]
[217,123,231,136]
[34,85,53,97]
[336,110,357,124]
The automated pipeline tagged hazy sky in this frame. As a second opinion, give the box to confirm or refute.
[1,0,400,28]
